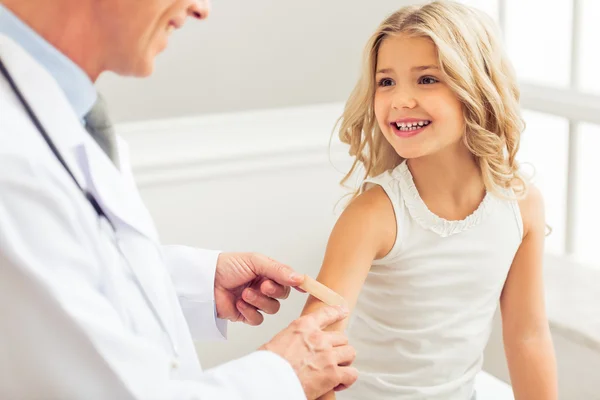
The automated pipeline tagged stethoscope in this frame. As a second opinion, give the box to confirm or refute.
[0,58,179,361]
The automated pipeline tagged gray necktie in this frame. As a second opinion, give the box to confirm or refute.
[84,95,119,168]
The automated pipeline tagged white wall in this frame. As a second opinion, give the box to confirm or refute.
[141,162,347,366]
[96,0,413,123]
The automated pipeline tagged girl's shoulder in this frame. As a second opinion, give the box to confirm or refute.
[344,184,398,260]
[517,184,545,239]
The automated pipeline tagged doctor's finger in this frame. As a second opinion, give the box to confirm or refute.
[236,299,264,326]
[250,253,304,287]
[325,331,349,348]
[333,344,356,367]
[333,366,358,392]
[242,288,281,315]
[259,279,290,300]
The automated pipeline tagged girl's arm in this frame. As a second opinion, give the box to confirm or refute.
[301,186,397,400]
[500,186,558,399]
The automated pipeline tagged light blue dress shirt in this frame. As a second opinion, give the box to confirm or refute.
[0,4,97,121]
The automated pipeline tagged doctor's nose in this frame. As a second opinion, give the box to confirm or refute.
[189,0,211,20]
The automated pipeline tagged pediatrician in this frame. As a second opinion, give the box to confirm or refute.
[0,0,358,399]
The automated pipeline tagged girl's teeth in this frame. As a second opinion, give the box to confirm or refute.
[395,120,430,131]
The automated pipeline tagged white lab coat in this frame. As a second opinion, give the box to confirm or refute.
[0,35,305,400]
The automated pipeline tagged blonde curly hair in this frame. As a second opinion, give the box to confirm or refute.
[338,0,526,199]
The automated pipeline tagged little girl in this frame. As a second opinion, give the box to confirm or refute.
[302,1,558,399]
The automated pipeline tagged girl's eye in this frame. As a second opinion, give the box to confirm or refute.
[378,78,395,87]
[419,76,439,85]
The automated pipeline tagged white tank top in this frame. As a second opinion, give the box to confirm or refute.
[339,161,523,400]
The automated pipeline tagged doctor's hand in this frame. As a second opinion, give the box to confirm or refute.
[260,305,358,399]
[214,252,304,325]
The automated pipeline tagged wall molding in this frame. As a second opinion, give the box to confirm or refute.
[115,102,352,187]
[132,143,351,187]
[520,83,600,124]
